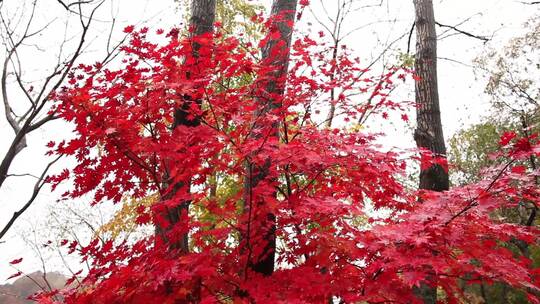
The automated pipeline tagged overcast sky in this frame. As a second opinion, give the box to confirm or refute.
[0,0,537,283]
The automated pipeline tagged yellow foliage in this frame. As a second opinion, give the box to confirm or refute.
[97,194,158,238]
[347,123,364,133]
[179,0,264,42]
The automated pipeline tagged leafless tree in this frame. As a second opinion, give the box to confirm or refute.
[0,0,123,240]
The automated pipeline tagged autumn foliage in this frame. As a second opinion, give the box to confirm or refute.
[37,12,540,304]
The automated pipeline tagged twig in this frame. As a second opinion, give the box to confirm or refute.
[435,21,489,42]
[445,160,514,225]
[0,156,61,240]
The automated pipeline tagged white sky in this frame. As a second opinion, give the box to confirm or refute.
[0,0,537,283]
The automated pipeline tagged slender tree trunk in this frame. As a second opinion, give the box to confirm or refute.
[157,0,216,253]
[413,0,449,192]
[325,42,339,128]
[413,0,448,302]
[243,0,298,277]
[519,114,538,226]
[261,0,297,100]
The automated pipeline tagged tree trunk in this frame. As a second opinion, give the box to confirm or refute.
[157,0,216,253]
[190,0,217,37]
[413,0,448,302]
[261,0,298,100]
[243,0,298,277]
[413,0,448,192]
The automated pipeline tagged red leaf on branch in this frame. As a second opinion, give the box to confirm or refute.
[7,271,23,280]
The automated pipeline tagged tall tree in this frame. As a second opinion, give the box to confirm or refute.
[413,0,449,302]
[158,0,217,252]
[44,9,540,302]
[243,0,298,276]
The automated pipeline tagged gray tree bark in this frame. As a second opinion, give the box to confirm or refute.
[190,0,217,37]
[243,0,298,277]
[413,0,449,192]
[413,0,448,303]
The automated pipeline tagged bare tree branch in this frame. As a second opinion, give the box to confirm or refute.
[0,0,118,239]
[406,21,415,54]
[0,0,104,191]
[0,155,61,240]
[435,21,490,42]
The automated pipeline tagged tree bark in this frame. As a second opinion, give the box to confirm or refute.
[413,0,448,192]
[190,0,217,37]
[261,0,297,101]
[243,0,298,277]
[413,0,449,193]
[157,0,216,253]
[413,0,448,302]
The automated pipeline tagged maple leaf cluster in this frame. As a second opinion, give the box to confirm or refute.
[37,19,540,303]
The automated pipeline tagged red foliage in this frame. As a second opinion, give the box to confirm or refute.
[40,19,540,303]
[9,258,23,265]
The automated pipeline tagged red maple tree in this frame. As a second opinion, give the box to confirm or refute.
[36,12,540,304]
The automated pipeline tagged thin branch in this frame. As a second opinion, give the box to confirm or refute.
[0,155,61,240]
[406,22,415,54]
[435,21,489,42]
[28,114,59,132]
[0,0,105,191]
[445,160,514,225]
